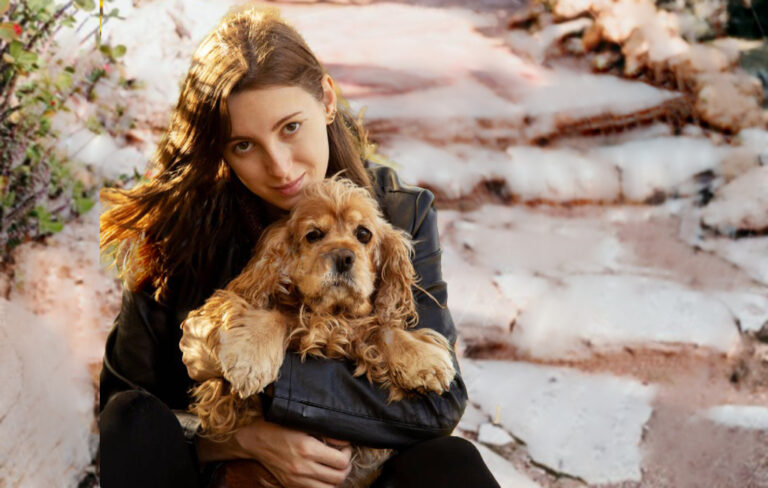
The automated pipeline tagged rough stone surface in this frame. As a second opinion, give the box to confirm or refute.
[478,422,516,446]
[461,359,656,484]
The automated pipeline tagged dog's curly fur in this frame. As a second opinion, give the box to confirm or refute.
[179,176,456,487]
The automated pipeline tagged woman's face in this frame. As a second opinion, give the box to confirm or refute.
[224,75,337,211]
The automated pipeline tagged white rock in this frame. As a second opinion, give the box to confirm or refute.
[0,299,94,487]
[712,291,768,333]
[61,129,117,166]
[504,146,620,203]
[442,245,518,331]
[470,440,543,488]
[100,146,149,180]
[462,359,656,484]
[456,402,489,434]
[493,272,553,328]
[512,274,742,359]
[594,136,727,202]
[288,3,676,142]
[442,205,630,276]
[736,128,768,158]
[106,0,242,114]
[10,202,121,367]
[703,405,768,431]
[518,68,677,134]
[349,76,525,122]
[478,422,515,446]
[380,137,510,200]
[697,236,768,286]
[382,137,620,204]
[701,166,768,234]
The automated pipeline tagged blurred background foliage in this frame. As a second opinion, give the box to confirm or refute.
[0,0,134,261]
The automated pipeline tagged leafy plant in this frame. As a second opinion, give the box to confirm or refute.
[0,0,132,259]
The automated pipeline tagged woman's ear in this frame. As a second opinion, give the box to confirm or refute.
[322,74,337,121]
[373,223,417,327]
[227,222,292,307]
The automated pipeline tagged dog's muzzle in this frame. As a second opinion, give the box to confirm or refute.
[331,249,355,274]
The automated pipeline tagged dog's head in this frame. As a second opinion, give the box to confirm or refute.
[229,176,417,323]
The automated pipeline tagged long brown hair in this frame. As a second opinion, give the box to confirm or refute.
[100,6,373,302]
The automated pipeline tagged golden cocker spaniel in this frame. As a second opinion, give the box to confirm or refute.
[179,176,456,488]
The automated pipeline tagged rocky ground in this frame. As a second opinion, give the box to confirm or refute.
[1,0,767,486]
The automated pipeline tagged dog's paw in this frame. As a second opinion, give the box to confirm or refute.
[387,330,456,394]
[218,325,284,399]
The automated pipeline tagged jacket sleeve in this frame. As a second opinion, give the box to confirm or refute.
[263,189,468,450]
[99,286,197,420]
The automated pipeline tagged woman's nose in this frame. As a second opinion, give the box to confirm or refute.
[264,144,292,179]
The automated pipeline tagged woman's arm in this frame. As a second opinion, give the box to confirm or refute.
[102,285,356,488]
[263,188,468,449]
[100,287,194,412]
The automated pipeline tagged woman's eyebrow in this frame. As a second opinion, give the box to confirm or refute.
[270,111,302,131]
[228,111,302,142]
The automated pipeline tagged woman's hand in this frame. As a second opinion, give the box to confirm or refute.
[238,419,353,488]
[198,417,352,488]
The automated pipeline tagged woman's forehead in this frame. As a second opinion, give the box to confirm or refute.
[228,86,318,134]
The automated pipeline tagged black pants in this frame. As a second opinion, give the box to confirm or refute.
[100,390,500,488]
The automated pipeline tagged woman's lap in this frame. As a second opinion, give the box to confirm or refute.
[99,390,499,488]
[371,436,500,488]
[99,390,201,488]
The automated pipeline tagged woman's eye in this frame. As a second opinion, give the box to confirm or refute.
[355,226,372,244]
[233,141,252,154]
[305,229,324,243]
[284,121,301,135]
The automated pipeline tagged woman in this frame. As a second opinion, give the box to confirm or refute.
[98,6,499,488]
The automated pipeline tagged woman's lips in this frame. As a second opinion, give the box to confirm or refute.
[274,173,304,196]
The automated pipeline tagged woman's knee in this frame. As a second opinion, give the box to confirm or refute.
[403,435,484,464]
[381,436,500,488]
[99,390,200,488]
[100,390,170,436]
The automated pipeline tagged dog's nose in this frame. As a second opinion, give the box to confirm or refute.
[332,249,355,274]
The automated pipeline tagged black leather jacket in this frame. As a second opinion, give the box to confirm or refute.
[99,162,468,450]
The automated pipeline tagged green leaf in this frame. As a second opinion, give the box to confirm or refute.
[9,40,22,58]
[61,15,76,28]
[39,117,51,134]
[55,71,72,91]
[112,44,126,58]
[0,0,9,17]
[87,67,105,83]
[1,190,15,207]
[40,219,63,234]
[24,145,41,163]
[17,50,38,65]
[0,25,15,43]
[33,205,63,234]
[85,115,102,133]
[73,195,94,215]
[27,0,49,13]
[74,0,96,11]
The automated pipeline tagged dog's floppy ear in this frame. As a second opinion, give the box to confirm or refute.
[227,221,292,308]
[374,223,417,327]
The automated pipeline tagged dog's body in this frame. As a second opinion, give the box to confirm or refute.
[179,177,456,488]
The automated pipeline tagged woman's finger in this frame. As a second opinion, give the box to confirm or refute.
[321,436,350,448]
[304,437,351,471]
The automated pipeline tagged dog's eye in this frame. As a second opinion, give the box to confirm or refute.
[355,226,372,244]
[305,229,324,243]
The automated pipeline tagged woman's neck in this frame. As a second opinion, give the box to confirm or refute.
[263,201,289,223]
